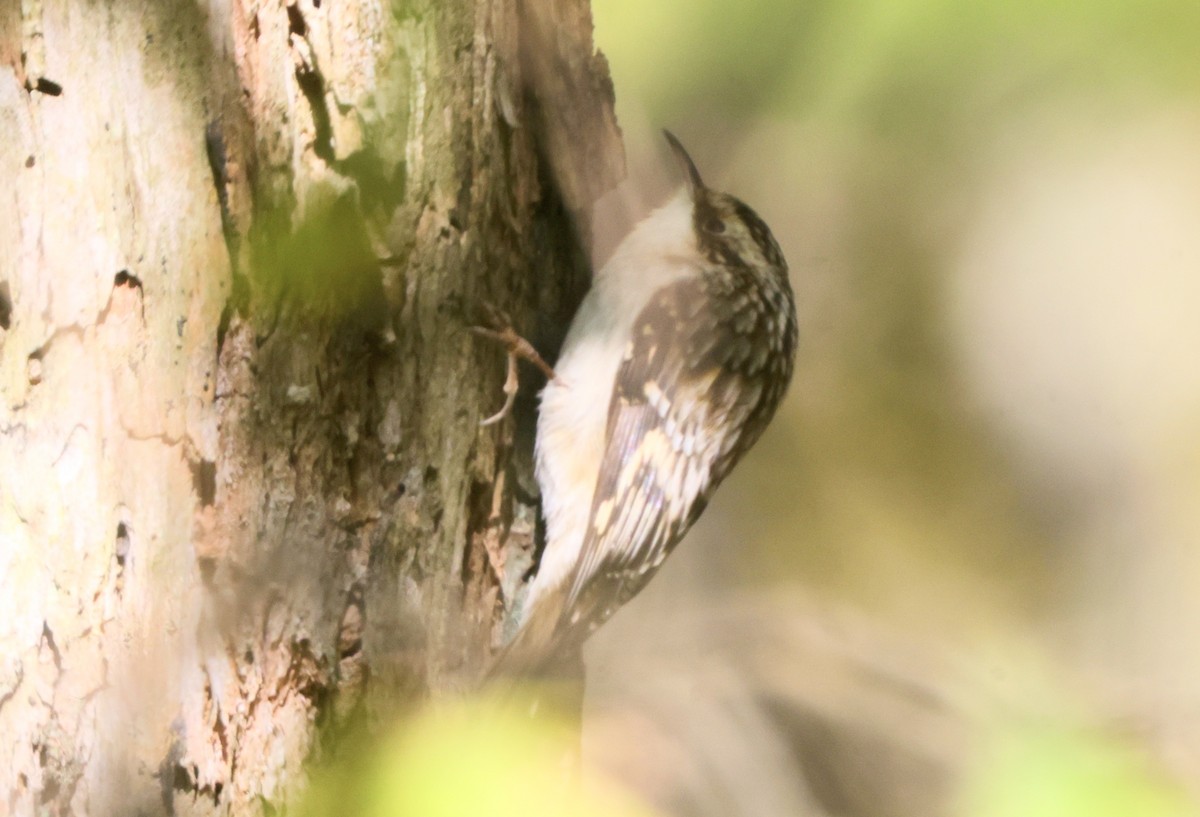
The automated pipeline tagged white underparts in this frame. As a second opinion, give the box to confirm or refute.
[524,191,702,618]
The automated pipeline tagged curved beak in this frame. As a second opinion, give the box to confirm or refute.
[663,129,705,199]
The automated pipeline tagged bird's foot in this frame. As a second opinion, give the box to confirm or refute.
[470,303,556,426]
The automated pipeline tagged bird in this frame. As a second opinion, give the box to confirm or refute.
[484,130,798,677]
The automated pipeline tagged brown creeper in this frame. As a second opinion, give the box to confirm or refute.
[494,131,797,673]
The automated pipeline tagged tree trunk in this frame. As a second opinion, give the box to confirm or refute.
[0,0,622,814]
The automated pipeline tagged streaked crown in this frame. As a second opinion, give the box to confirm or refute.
[663,131,788,276]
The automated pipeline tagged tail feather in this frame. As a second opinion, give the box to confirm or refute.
[485,585,579,683]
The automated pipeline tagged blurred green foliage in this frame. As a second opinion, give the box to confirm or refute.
[246,186,388,331]
[597,0,1200,128]
[300,697,660,817]
[964,721,1194,817]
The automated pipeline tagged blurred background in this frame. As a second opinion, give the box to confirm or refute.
[574,1,1200,815]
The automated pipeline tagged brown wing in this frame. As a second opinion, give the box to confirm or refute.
[555,266,796,644]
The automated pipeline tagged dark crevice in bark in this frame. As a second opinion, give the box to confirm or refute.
[295,67,335,165]
[157,729,186,816]
[0,280,11,329]
[113,269,142,290]
[191,460,218,507]
[27,76,62,96]
[204,120,247,317]
[286,4,307,38]
[114,522,130,566]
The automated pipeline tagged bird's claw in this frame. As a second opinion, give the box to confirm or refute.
[478,347,519,426]
[471,306,556,426]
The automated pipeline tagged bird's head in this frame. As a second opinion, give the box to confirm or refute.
[663,130,787,276]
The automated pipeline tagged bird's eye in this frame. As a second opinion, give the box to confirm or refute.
[704,217,726,234]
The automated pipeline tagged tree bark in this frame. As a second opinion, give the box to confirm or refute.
[0,0,622,814]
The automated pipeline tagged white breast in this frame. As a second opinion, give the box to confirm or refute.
[526,191,702,615]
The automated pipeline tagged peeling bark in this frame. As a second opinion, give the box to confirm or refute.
[0,0,622,814]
